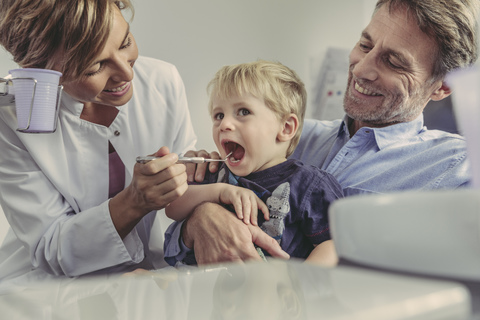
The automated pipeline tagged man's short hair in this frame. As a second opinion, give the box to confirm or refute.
[375,0,479,81]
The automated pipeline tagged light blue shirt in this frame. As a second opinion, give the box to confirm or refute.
[293,115,470,196]
[163,114,471,265]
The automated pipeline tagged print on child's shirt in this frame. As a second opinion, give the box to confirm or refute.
[261,182,290,244]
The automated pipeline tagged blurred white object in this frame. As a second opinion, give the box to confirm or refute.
[447,67,480,188]
[0,260,471,319]
[0,205,8,244]
[330,189,480,280]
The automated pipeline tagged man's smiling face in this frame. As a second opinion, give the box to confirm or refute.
[344,4,448,128]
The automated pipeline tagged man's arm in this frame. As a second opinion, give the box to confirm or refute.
[164,149,288,265]
[182,202,289,265]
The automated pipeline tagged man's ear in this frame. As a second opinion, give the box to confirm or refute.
[430,81,452,101]
[277,114,299,142]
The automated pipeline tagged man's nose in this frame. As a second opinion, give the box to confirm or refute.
[352,51,379,82]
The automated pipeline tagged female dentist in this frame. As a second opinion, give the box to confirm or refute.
[0,0,196,281]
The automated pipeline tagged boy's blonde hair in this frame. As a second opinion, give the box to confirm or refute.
[207,60,307,157]
[0,0,133,82]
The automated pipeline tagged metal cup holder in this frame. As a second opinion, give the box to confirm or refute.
[0,77,63,133]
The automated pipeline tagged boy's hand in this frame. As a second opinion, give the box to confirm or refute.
[183,149,221,183]
[218,184,269,226]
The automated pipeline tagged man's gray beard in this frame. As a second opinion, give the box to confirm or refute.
[343,82,427,126]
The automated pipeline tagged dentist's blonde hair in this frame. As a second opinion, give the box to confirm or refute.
[207,60,307,158]
[0,0,133,81]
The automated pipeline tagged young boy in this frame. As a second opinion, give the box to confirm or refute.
[166,60,343,264]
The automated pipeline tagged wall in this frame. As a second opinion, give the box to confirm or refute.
[130,0,373,151]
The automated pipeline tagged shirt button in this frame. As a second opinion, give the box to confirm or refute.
[114,130,120,136]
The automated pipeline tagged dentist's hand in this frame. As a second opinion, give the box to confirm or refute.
[183,149,221,183]
[110,146,188,238]
[130,146,188,211]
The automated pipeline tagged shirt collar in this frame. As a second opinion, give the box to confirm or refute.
[338,114,350,137]
[61,91,85,117]
[340,114,426,150]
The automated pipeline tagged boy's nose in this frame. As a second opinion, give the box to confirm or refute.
[219,116,235,131]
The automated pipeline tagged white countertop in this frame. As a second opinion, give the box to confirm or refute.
[0,259,471,320]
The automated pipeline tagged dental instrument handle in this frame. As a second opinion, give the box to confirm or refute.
[178,157,227,163]
[135,155,225,164]
[177,157,211,164]
[135,156,157,164]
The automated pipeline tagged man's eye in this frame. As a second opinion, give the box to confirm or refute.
[386,58,403,69]
[388,61,400,68]
[359,43,371,52]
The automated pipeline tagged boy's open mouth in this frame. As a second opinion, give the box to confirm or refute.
[223,141,245,163]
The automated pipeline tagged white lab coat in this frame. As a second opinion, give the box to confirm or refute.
[0,56,197,281]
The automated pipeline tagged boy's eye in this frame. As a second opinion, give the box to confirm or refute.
[214,113,224,120]
[238,109,250,116]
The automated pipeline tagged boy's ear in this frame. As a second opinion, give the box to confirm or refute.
[277,114,299,142]
[430,81,452,101]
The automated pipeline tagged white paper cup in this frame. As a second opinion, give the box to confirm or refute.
[9,68,62,133]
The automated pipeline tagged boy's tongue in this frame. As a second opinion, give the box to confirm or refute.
[227,142,245,161]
